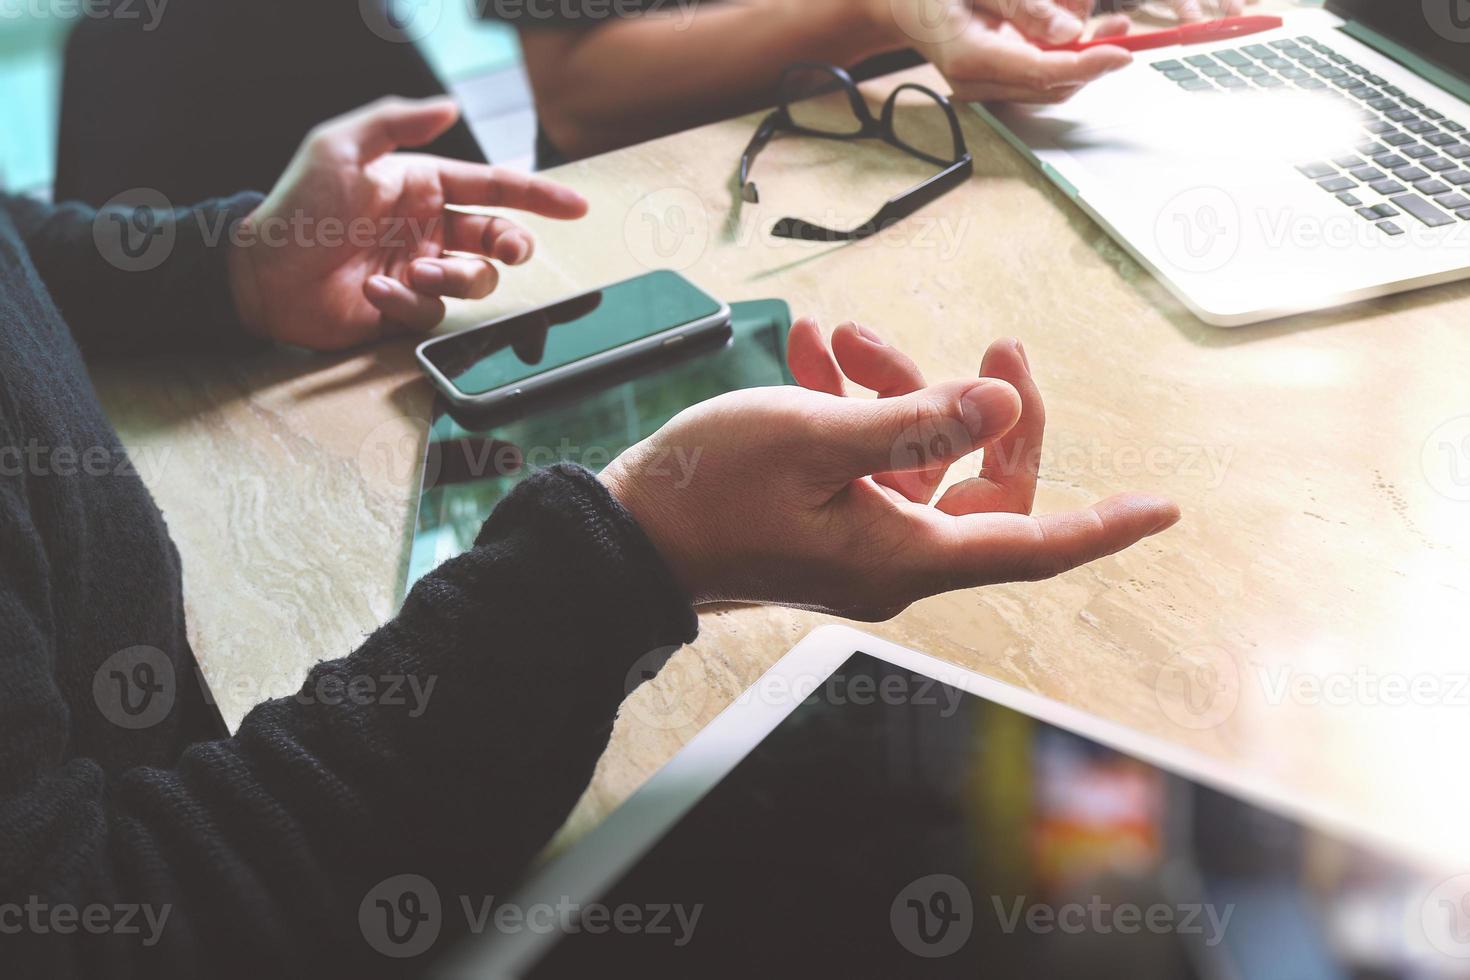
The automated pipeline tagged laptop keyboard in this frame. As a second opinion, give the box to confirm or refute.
[1152,35,1470,238]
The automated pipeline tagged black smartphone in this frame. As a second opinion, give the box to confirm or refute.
[415,269,731,413]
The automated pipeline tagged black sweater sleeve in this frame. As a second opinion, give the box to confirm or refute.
[5,192,263,358]
[0,464,698,976]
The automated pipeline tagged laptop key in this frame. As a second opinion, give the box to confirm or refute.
[1367,98,1397,111]
[1151,59,1184,71]
[1406,121,1438,135]
[1356,141,1385,157]
[1366,75,1387,86]
[1393,166,1430,181]
[1404,97,1425,109]
[1337,191,1363,206]
[1443,170,1470,186]
[1444,121,1468,133]
[1390,193,1455,227]
[1423,156,1458,172]
[1365,120,1394,134]
[1435,192,1470,210]
[1239,64,1266,78]
[1383,133,1416,147]
[1386,109,1417,122]
[1185,54,1216,67]
[1201,64,1231,77]
[1317,65,1347,78]
[1280,67,1308,80]
[1370,203,1399,218]
[1370,179,1406,195]
[1263,56,1293,70]
[1179,78,1214,92]
[1297,78,1328,90]
[1355,207,1382,220]
[1404,144,1437,159]
[1459,209,1470,220]
[1445,143,1470,159]
[1333,155,1364,168]
[1243,44,1273,58]
[1424,109,1447,120]
[1384,85,1405,96]
[1372,153,1408,169]
[1349,167,1385,182]
[1297,161,1338,179]
[1164,68,1198,81]
[1255,76,1285,88]
[1414,178,1451,195]
[1377,220,1405,235]
[1427,132,1459,147]
[1218,75,1247,89]
[1217,50,1251,67]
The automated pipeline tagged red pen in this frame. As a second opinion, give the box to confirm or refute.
[1044,14,1285,53]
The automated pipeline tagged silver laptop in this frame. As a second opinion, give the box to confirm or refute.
[976,2,1470,326]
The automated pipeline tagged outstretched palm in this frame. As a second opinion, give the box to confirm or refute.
[227,98,589,351]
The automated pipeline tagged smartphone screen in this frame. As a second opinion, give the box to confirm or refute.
[422,270,725,396]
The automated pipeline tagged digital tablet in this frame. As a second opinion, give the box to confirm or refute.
[437,626,1469,979]
[406,299,793,591]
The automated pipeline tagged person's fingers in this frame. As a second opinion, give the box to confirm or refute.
[409,256,501,300]
[914,492,1181,589]
[1173,0,1206,20]
[943,27,1130,102]
[936,337,1045,515]
[363,274,446,333]
[787,317,847,396]
[437,161,590,219]
[828,322,944,502]
[445,212,536,265]
[816,378,1021,485]
[829,322,926,397]
[1089,14,1133,38]
[322,96,461,164]
[975,0,1085,45]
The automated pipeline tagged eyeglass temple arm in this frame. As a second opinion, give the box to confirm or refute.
[739,113,781,204]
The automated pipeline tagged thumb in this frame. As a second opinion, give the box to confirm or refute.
[979,0,1085,44]
[820,378,1022,482]
[328,96,461,163]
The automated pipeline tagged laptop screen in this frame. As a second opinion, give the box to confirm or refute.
[1328,1,1470,88]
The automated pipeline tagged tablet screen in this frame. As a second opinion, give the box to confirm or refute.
[526,653,1464,978]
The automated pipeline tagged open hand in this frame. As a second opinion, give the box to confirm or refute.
[226,97,589,351]
[600,317,1180,621]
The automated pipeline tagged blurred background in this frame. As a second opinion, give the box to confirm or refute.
[0,2,538,198]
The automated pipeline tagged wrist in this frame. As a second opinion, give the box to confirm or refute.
[600,455,707,605]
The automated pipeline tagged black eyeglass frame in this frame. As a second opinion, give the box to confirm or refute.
[739,63,974,243]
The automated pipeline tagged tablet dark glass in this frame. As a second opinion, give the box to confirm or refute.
[527,653,1463,978]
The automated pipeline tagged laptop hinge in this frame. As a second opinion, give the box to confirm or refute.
[1339,19,1470,105]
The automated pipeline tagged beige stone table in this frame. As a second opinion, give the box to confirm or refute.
[94,27,1470,867]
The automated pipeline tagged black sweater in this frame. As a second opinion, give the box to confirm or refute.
[0,193,698,975]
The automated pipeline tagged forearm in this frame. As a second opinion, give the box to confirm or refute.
[2,465,697,975]
[521,0,898,159]
[4,192,263,359]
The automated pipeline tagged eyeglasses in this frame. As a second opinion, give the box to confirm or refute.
[739,62,974,243]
